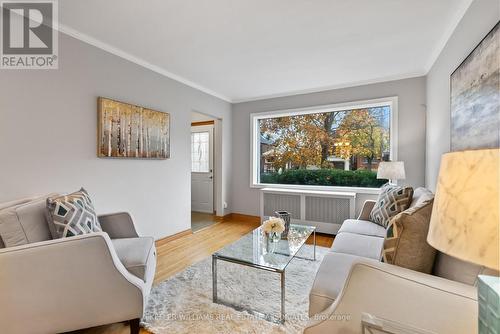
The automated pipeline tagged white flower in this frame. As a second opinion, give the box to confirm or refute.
[262,217,285,234]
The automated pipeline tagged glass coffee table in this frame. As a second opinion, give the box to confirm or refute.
[212,224,316,323]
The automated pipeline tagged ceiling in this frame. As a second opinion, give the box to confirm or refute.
[59,0,472,102]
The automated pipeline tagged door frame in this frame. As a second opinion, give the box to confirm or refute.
[191,120,219,215]
[191,112,225,217]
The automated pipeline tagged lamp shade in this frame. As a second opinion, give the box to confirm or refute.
[427,149,499,270]
[377,161,406,180]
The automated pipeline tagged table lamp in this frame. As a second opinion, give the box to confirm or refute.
[377,161,405,185]
[427,149,499,334]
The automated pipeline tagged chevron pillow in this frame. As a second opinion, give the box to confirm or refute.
[369,185,413,228]
[46,188,102,238]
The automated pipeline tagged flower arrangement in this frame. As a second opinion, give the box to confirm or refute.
[262,217,285,234]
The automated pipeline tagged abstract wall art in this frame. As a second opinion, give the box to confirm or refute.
[98,97,170,159]
[450,22,499,151]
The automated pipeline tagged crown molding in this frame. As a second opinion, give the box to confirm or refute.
[232,71,426,104]
[57,23,232,103]
[423,0,474,73]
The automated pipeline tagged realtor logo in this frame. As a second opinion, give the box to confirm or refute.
[1,0,58,69]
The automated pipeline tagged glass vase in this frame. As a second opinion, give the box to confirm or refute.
[269,231,281,242]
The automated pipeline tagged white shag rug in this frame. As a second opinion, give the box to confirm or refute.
[142,245,328,334]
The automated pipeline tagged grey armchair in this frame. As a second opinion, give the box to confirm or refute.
[0,195,156,334]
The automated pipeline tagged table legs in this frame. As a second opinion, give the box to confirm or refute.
[212,254,286,324]
[313,229,316,261]
[212,255,217,303]
[280,270,285,323]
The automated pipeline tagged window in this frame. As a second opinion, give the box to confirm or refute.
[191,131,210,172]
[250,97,398,190]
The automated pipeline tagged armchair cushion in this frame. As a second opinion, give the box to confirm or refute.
[112,237,155,282]
[98,212,139,239]
[46,188,102,238]
[0,197,52,247]
[0,196,41,248]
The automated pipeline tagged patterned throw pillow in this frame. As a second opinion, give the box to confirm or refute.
[369,185,413,227]
[46,188,101,238]
[382,195,436,274]
[383,219,404,264]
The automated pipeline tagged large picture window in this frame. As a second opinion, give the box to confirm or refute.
[250,97,398,190]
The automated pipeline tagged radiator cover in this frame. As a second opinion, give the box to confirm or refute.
[260,188,356,234]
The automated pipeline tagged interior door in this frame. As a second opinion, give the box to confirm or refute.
[191,125,214,213]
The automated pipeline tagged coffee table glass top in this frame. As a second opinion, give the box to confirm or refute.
[213,224,316,271]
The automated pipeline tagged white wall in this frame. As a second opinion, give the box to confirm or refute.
[231,77,426,216]
[425,0,500,190]
[0,33,232,240]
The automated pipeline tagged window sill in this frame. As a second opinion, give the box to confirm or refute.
[250,183,382,195]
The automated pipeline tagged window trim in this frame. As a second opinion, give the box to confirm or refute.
[249,96,399,193]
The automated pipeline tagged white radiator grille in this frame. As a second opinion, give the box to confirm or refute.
[260,188,356,234]
[305,196,350,224]
[263,193,301,219]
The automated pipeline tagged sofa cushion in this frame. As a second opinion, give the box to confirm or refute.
[410,187,434,208]
[369,185,414,227]
[331,232,384,260]
[112,237,155,282]
[0,198,53,247]
[382,196,437,273]
[46,188,102,238]
[338,219,387,238]
[309,252,359,316]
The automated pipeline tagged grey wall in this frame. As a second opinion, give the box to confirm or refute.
[231,77,426,216]
[0,33,232,240]
[426,0,500,190]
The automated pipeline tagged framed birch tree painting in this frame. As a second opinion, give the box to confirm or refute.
[98,97,170,159]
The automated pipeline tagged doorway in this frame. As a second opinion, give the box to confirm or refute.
[191,124,214,213]
[191,111,219,232]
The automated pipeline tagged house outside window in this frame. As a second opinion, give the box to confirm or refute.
[250,97,398,191]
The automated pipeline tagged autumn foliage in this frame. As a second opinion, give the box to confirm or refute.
[260,107,390,172]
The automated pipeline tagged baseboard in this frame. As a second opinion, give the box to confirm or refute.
[214,213,232,222]
[227,213,261,223]
[155,229,192,247]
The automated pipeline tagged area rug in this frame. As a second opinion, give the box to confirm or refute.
[142,245,329,333]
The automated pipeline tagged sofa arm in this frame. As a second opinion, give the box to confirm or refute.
[0,232,146,334]
[98,212,139,238]
[357,200,376,220]
[304,260,478,334]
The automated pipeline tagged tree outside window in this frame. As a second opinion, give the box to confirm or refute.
[258,106,391,188]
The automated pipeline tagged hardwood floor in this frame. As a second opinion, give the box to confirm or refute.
[190,211,219,233]
[74,217,334,334]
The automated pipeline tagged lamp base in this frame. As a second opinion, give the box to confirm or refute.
[478,275,500,333]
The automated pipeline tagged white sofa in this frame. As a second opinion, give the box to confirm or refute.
[0,195,156,334]
[305,187,497,334]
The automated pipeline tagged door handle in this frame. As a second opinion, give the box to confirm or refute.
[209,176,213,179]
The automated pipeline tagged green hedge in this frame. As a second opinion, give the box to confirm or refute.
[260,169,386,188]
